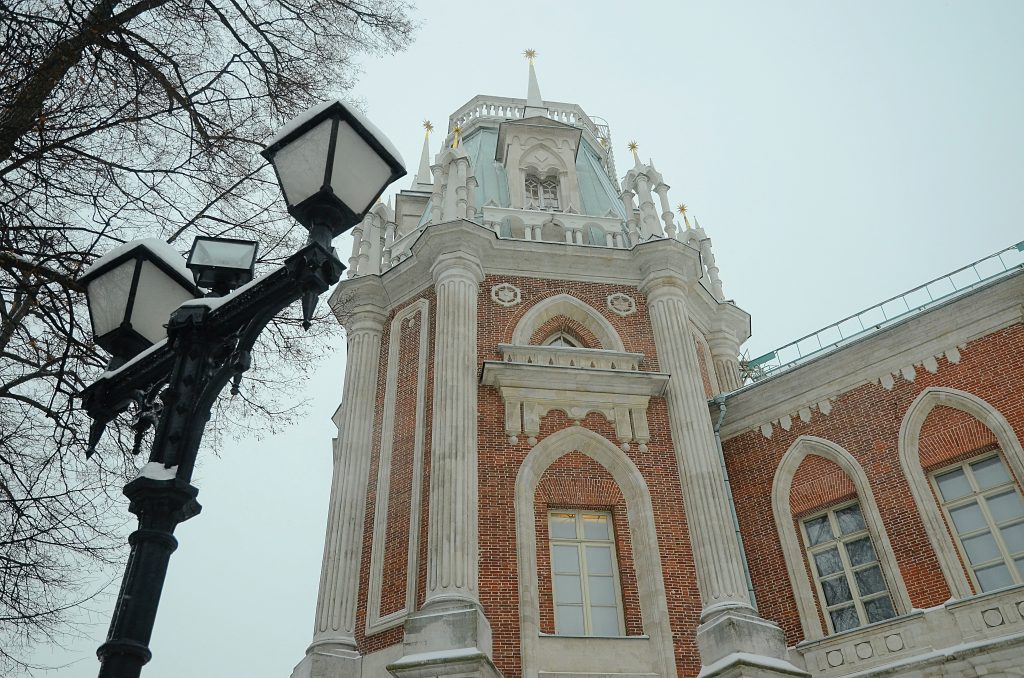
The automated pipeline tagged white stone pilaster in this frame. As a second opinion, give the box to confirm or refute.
[309,306,386,653]
[424,251,485,609]
[708,333,743,393]
[642,273,751,615]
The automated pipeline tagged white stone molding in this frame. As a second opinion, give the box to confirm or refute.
[310,308,386,652]
[514,426,678,678]
[512,293,626,351]
[606,292,637,317]
[482,354,667,450]
[755,400,835,440]
[707,332,743,394]
[423,252,485,609]
[366,299,430,635]
[692,330,722,395]
[641,274,754,618]
[772,436,913,641]
[497,343,643,371]
[897,387,1024,600]
[490,282,522,307]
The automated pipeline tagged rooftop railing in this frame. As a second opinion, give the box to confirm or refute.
[742,240,1024,382]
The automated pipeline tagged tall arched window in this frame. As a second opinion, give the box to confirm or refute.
[525,173,560,211]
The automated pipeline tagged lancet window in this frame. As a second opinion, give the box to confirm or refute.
[525,173,560,211]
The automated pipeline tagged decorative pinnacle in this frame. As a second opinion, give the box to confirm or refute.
[423,120,433,135]
[451,125,462,149]
[523,48,537,63]
[677,203,693,230]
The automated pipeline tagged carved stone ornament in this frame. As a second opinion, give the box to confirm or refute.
[491,283,522,307]
[606,292,637,317]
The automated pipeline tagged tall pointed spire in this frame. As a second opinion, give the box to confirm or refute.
[411,120,434,192]
[523,49,547,117]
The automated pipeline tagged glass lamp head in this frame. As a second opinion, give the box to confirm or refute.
[261,100,407,237]
[79,240,199,363]
[186,236,258,295]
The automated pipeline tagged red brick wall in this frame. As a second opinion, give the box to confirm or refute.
[789,454,857,516]
[533,451,643,636]
[530,315,600,348]
[723,324,1024,646]
[919,405,999,471]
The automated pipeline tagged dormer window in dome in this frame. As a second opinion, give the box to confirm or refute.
[525,173,561,211]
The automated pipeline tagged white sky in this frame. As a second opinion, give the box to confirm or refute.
[35,1,1023,676]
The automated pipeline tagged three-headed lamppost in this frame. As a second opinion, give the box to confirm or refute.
[77,101,406,678]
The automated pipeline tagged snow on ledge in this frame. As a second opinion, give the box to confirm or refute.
[82,238,190,281]
[138,462,178,480]
[697,652,805,678]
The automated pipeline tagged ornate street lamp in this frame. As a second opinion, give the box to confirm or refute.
[79,100,405,678]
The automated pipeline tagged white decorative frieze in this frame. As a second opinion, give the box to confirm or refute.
[606,292,637,317]
[875,344,969,392]
[491,282,522,307]
[755,398,834,439]
[481,349,667,450]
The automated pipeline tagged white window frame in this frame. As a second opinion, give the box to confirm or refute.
[800,500,898,634]
[930,450,1024,592]
[548,509,626,637]
[542,331,580,348]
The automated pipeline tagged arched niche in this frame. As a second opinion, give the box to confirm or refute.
[898,386,1024,599]
[515,426,676,677]
[511,294,625,352]
[772,435,911,640]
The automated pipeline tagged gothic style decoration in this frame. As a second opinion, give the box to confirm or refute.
[606,292,637,317]
[490,282,522,307]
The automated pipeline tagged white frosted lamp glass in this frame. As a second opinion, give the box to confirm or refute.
[262,100,406,236]
[186,236,258,293]
[131,260,198,344]
[330,120,394,215]
[79,240,198,362]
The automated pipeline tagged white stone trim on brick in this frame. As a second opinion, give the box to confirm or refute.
[772,435,912,641]
[897,387,1024,600]
[514,426,677,678]
[512,293,626,352]
[366,299,430,635]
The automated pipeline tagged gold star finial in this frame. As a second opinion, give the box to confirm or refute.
[676,203,687,215]
[423,120,433,135]
[523,48,537,63]
[451,125,462,149]
[627,141,638,152]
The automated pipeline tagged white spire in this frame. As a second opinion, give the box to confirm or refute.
[411,120,434,192]
[523,49,547,117]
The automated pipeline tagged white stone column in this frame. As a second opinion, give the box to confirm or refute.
[654,182,678,239]
[642,273,751,616]
[309,306,386,652]
[634,172,663,238]
[430,164,445,224]
[640,260,796,674]
[708,333,743,393]
[620,189,639,245]
[454,157,469,220]
[424,251,485,609]
[346,221,364,278]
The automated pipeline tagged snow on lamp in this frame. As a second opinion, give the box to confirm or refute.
[261,100,407,243]
[79,239,199,365]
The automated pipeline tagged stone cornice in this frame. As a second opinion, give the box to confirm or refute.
[480,361,669,396]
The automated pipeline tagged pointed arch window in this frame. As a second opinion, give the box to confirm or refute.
[542,332,580,348]
[525,173,560,211]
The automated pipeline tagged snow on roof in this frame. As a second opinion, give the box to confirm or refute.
[81,238,191,283]
[265,99,406,170]
[179,262,284,310]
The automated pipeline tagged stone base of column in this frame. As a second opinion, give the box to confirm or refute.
[696,610,808,678]
[290,645,362,678]
[387,605,500,678]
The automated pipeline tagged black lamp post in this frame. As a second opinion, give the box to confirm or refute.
[78,100,405,678]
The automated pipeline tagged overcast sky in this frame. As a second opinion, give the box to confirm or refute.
[34,1,1023,676]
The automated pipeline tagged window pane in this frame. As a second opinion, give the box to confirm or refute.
[949,502,986,534]
[549,513,577,539]
[583,514,610,541]
[962,531,1001,565]
[988,491,1024,524]
[590,606,619,635]
[552,545,580,573]
[830,605,859,632]
[854,566,887,596]
[814,548,843,576]
[836,505,866,535]
[554,575,582,603]
[556,604,584,635]
[864,596,897,623]
[587,575,616,605]
[1001,522,1024,554]
[975,563,1013,592]
[936,469,971,501]
[805,517,834,546]
[971,456,1011,489]
[821,575,852,605]
[845,538,877,567]
[585,545,613,575]
[1015,556,1024,579]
